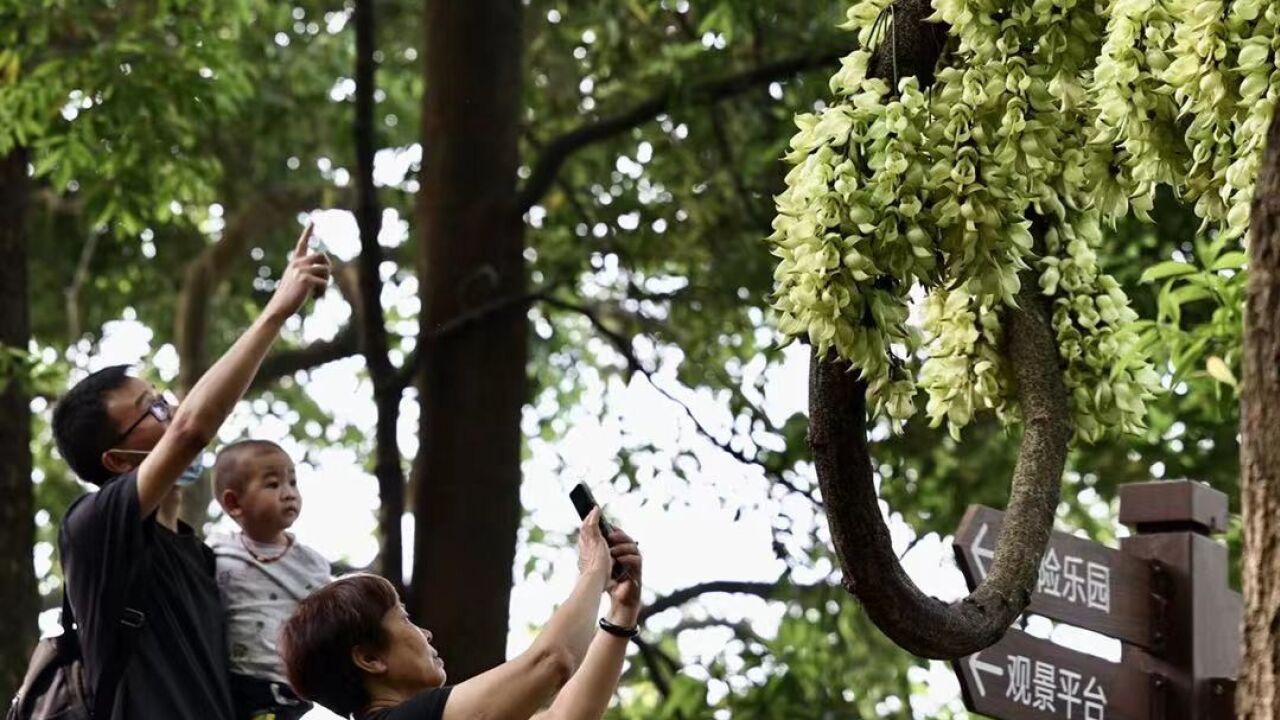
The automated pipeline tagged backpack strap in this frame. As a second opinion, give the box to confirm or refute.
[61,526,156,719]
[90,526,156,720]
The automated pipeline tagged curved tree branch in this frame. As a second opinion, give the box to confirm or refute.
[809,283,1069,658]
[804,0,1070,659]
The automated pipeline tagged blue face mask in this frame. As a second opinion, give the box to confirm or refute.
[176,456,206,487]
[108,449,205,487]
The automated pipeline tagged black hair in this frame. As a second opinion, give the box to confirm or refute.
[213,438,287,498]
[52,365,133,486]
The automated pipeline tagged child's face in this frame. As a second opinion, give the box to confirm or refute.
[228,446,301,538]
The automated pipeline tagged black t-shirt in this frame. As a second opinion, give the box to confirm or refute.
[59,472,235,720]
[361,687,452,720]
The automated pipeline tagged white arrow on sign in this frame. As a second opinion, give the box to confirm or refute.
[971,522,994,579]
[967,651,1004,698]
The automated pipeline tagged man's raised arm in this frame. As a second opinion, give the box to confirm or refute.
[136,224,330,516]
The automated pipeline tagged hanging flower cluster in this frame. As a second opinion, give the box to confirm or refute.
[770,0,1278,440]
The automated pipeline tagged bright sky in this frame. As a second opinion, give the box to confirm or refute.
[38,166,1133,720]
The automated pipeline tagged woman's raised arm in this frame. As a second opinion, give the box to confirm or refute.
[442,509,614,720]
[532,527,642,720]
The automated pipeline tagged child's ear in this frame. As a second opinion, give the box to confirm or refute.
[220,489,243,519]
[351,645,387,675]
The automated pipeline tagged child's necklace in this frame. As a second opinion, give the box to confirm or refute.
[240,533,294,564]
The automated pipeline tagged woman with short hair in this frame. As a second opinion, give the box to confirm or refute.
[280,509,642,720]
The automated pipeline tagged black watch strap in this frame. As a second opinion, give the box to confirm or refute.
[599,618,639,638]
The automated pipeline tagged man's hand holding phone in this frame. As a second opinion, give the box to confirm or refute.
[265,222,332,320]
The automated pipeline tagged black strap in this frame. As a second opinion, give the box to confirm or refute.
[598,618,639,638]
[94,530,155,719]
[61,528,156,719]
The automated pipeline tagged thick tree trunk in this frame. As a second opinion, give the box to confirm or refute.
[413,0,526,680]
[1238,107,1280,719]
[0,147,39,700]
[354,0,406,594]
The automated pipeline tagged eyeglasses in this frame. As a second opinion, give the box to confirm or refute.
[112,393,174,447]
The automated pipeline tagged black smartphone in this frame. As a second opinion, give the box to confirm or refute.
[569,482,625,580]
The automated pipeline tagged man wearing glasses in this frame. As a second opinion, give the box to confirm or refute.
[51,226,330,719]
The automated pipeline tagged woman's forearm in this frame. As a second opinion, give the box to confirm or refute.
[442,569,610,720]
[532,568,607,669]
[537,630,629,720]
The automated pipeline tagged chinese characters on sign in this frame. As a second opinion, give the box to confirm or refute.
[1037,548,1111,614]
[1004,654,1108,719]
[956,629,1146,720]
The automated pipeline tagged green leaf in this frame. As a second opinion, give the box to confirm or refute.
[1140,261,1196,283]
[1210,251,1247,271]
[1169,285,1215,306]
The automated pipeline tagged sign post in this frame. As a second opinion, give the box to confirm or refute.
[950,481,1241,720]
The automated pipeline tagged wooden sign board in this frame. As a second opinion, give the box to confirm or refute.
[953,628,1151,720]
[953,506,1156,649]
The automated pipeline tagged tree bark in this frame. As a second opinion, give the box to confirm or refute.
[805,0,1071,659]
[354,0,406,595]
[1238,106,1280,719]
[412,0,526,681]
[0,147,39,700]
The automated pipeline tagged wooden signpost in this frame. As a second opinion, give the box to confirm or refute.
[950,481,1241,720]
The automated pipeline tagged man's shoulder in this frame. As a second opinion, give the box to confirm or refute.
[60,474,141,544]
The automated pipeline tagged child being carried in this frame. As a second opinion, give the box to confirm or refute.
[210,439,331,720]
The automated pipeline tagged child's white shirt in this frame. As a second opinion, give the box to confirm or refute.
[209,530,332,683]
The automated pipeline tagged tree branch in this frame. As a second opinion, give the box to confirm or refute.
[809,277,1069,659]
[640,580,783,624]
[64,229,100,343]
[630,635,675,699]
[392,288,551,393]
[515,47,850,214]
[354,0,408,595]
[662,617,767,646]
[175,185,334,394]
[396,287,821,503]
[542,295,821,505]
[249,323,361,393]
